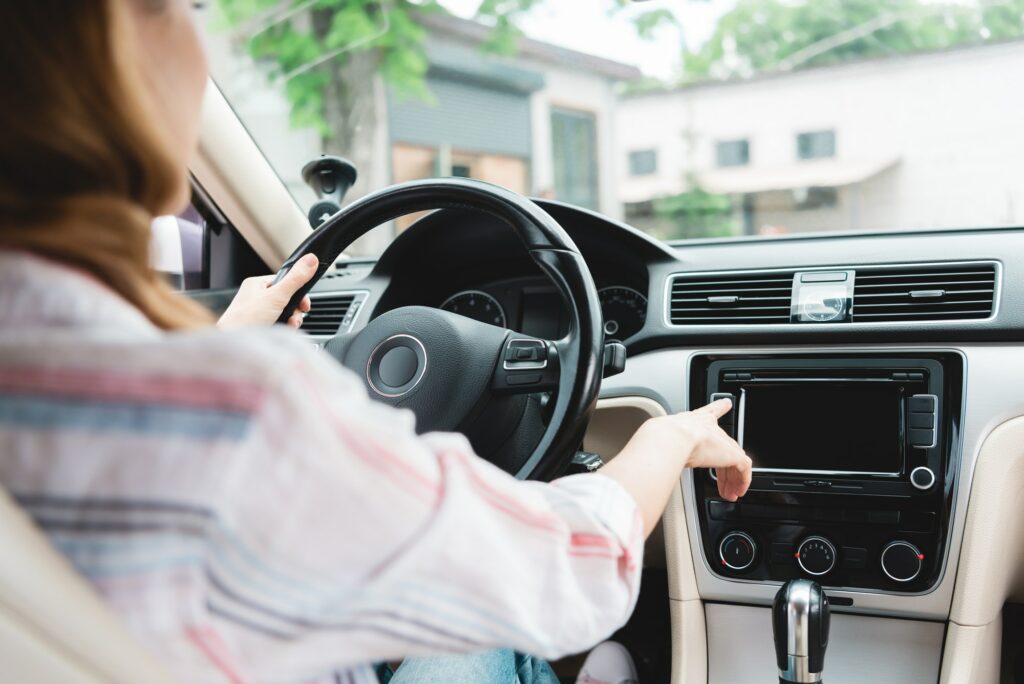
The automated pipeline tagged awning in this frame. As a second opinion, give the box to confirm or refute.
[697,157,900,195]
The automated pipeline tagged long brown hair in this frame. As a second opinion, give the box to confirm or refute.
[0,0,213,329]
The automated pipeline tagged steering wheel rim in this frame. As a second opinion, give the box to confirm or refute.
[273,177,603,481]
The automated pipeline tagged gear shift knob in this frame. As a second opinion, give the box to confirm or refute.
[773,579,830,683]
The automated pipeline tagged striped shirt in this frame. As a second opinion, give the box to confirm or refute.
[0,252,644,684]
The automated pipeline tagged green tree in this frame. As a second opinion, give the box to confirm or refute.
[684,0,1024,81]
[653,186,738,240]
[214,0,548,194]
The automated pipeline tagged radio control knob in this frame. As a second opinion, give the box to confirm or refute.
[881,541,924,583]
[796,536,837,576]
[719,532,757,571]
[910,466,936,491]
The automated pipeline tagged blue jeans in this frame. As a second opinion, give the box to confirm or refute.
[376,649,560,684]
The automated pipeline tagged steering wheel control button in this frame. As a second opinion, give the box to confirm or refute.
[506,373,542,386]
[910,466,936,491]
[503,339,548,370]
[719,532,757,571]
[494,337,560,393]
[366,335,427,398]
[796,536,837,577]
[881,541,924,583]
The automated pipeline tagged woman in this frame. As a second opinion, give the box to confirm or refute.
[0,2,752,683]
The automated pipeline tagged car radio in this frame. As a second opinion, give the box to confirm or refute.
[690,353,963,593]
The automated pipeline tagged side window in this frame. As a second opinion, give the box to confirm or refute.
[151,206,208,291]
[151,180,268,292]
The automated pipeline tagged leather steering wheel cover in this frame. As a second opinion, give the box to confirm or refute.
[274,178,582,296]
[276,177,603,481]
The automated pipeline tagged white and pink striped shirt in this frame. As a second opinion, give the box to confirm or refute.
[0,252,644,684]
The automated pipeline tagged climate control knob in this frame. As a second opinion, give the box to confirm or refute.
[881,541,924,583]
[718,531,757,571]
[796,536,837,576]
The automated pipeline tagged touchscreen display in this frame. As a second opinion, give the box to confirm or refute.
[741,384,903,474]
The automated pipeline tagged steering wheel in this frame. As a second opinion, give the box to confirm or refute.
[272,178,603,481]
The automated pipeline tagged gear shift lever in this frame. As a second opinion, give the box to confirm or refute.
[773,579,830,683]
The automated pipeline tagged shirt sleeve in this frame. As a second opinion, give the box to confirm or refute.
[208,338,644,678]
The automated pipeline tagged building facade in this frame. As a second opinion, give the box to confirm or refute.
[618,40,1024,239]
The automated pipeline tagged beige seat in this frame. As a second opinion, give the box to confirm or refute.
[0,487,177,683]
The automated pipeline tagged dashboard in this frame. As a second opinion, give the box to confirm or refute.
[283,201,1024,683]
[435,281,647,342]
[309,201,1024,351]
[335,201,669,346]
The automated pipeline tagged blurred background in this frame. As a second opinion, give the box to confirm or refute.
[201,0,1024,253]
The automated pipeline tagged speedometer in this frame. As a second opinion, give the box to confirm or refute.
[598,286,648,341]
[440,290,507,328]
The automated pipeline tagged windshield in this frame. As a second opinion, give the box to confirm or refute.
[202,0,1024,256]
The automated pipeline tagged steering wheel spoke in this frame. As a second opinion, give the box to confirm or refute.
[492,336,560,394]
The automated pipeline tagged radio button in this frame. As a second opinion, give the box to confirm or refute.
[910,466,936,491]
[719,532,757,571]
[771,542,793,565]
[902,512,937,533]
[909,395,937,413]
[708,501,740,521]
[710,392,736,436]
[842,546,868,570]
[909,413,934,429]
[909,429,936,448]
[867,510,900,525]
[796,536,837,576]
[881,541,924,583]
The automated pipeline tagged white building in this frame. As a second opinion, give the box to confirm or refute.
[618,40,1024,238]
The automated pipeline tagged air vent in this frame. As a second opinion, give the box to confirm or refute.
[853,263,996,322]
[300,292,365,337]
[668,272,795,325]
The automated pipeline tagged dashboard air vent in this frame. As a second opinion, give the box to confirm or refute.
[852,263,996,322]
[668,272,795,325]
[300,292,363,337]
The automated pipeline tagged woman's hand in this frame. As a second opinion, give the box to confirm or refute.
[598,398,752,537]
[217,254,319,330]
[655,399,752,501]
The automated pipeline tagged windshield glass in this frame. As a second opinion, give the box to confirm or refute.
[201,0,1024,255]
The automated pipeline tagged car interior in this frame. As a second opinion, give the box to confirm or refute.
[3,2,1024,683]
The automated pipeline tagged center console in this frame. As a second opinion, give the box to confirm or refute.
[690,353,963,593]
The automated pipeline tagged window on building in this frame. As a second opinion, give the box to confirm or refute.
[628,149,658,176]
[551,108,599,210]
[797,130,836,160]
[716,139,750,168]
[794,186,839,210]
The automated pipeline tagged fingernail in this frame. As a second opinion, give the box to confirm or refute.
[301,254,318,268]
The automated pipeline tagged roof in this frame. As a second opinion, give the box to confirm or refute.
[698,157,901,195]
[417,12,643,82]
[627,35,1024,98]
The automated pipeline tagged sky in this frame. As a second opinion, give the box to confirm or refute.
[437,0,739,79]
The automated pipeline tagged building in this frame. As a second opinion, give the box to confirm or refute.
[206,13,640,253]
[618,40,1024,239]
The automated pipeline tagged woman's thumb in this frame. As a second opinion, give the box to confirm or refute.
[274,254,319,296]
